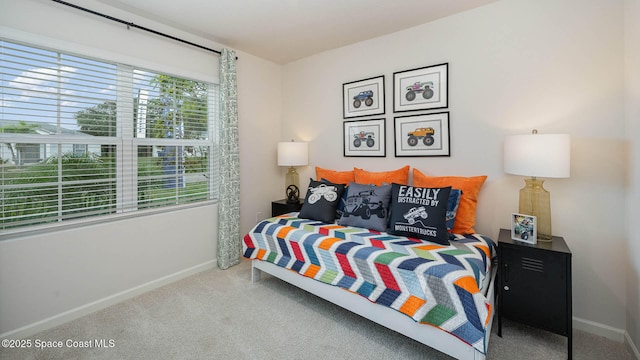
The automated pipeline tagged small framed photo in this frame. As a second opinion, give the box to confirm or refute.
[393,63,448,113]
[394,112,450,157]
[343,118,386,157]
[343,75,385,118]
[511,213,537,244]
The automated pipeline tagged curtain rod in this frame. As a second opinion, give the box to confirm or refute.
[51,0,223,56]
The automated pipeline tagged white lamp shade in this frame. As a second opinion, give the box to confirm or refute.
[504,134,570,178]
[277,141,308,167]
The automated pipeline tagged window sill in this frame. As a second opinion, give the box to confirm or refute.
[0,200,218,241]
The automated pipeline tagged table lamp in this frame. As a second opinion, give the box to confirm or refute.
[277,141,308,204]
[504,130,570,241]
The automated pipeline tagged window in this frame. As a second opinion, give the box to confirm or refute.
[0,39,218,232]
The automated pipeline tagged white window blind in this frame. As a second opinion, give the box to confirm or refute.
[0,39,218,232]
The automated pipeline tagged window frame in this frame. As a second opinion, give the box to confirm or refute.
[0,38,219,238]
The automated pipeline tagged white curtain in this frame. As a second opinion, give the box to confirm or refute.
[217,48,240,270]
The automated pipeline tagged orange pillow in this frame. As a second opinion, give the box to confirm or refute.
[353,165,410,186]
[412,169,487,235]
[315,166,355,185]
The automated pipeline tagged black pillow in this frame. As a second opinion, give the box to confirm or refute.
[337,182,391,232]
[299,179,346,223]
[321,178,349,219]
[387,183,451,245]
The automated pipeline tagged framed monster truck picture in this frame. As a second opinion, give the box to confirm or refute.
[511,213,537,244]
[394,112,450,157]
[343,75,385,118]
[393,63,448,113]
[343,118,386,157]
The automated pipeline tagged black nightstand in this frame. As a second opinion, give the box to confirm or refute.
[497,228,572,359]
[271,199,303,216]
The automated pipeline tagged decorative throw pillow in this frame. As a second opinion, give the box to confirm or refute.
[446,189,462,231]
[337,182,392,232]
[316,166,355,185]
[412,169,487,234]
[299,179,346,223]
[353,165,410,186]
[388,183,451,245]
[321,178,349,219]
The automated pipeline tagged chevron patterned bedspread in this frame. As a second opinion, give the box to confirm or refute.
[243,213,496,353]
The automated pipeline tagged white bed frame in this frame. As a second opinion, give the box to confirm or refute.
[251,259,496,360]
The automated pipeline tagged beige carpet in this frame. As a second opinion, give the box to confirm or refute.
[0,260,633,360]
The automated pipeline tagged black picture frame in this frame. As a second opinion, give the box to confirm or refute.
[343,75,385,118]
[393,63,448,113]
[343,118,386,157]
[394,112,450,157]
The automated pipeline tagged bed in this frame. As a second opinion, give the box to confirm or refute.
[243,212,497,360]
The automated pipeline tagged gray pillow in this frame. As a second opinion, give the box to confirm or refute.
[337,182,391,231]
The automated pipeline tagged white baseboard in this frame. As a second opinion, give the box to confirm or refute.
[626,331,640,360]
[0,260,217,340]
[573,316,626,342]
[573,317,639,359]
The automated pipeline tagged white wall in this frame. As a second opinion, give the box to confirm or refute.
[281,0,628,339]
[0,0,282,337]
[0,0,219,83]
[0,206,217,335]
[236,53,284,235]
[0,0,222,337]
[625,0,640,355]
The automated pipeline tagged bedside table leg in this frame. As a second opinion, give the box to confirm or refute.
[497,270,503,337]
[568,328,572,360]
[567,258,572,360]
[497,307,502,337]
